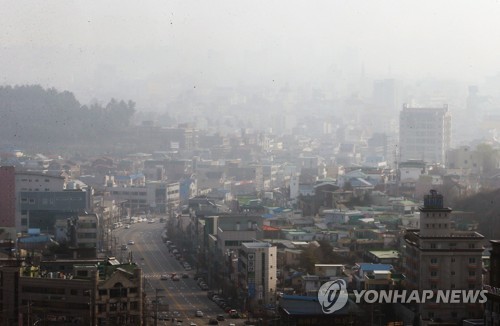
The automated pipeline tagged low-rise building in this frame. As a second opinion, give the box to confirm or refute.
[238,242,277,309]
[0,258,144,325]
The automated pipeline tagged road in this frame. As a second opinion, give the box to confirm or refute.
[113,220,240,326]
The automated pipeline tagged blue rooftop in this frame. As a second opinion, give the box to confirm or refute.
[357,263,392,271]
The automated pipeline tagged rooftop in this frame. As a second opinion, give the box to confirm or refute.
[368,250,400,259]
[242,242,273,249]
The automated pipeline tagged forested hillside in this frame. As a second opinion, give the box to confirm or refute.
[0,85,135,153]
[454,188,500,240]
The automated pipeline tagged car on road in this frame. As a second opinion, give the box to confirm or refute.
[195,310,203,317]
[120,244,128,250]
[216,314,225,321]
[160,274,169,280]
[172,275,180,281]
[124,224,130,229]
[182,273,189,278]
[208,319,218,325]
[158,312,169,320]
[189,323,197,326]
[127,240,135,245]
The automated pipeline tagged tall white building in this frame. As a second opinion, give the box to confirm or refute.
[239,242,277,308]
[399,105,451,164]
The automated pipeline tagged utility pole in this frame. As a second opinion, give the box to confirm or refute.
[154,288,163,326]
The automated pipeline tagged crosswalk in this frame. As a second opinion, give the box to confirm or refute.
[143,272,165,279]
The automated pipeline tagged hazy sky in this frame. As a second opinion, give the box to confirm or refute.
[2,0,500,108]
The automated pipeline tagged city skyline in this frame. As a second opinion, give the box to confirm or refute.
[2,1,500,110]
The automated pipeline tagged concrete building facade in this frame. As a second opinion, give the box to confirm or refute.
[403,190,484,324]
[484,240,500,325]
[399,105,451,164]
[238,242,277,309]
[0,166,16,234]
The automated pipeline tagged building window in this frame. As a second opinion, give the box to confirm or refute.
[468,243,475,249]
[430,271,437,276]
[430,244,436,249]
[70,289,78,295]
[430,258,438,264]
[451,271,455,275]
[469,271,475,276]
[469,257,476,264]
[451,258,455,263]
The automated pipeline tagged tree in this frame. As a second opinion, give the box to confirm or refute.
[298,245,318,274]
[476,143,499,175]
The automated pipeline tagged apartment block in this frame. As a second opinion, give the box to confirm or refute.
[403,190,484,323]
[238,242,277,308]
[399,105,451,164]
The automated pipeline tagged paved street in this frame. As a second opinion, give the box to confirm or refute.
[113,219,245,326]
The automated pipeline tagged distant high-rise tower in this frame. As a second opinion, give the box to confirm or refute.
[404,190,484,323]
[399,104,451,164]
[373,79,398,114]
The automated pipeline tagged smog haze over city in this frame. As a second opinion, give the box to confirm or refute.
[2,1,500,112]
[4,2,500,325]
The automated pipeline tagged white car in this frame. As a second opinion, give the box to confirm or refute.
[127,240,135,245]
[195,310,203,317]
[160,275,169,280]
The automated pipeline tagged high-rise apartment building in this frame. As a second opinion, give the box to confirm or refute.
[399,105,451,164]
[404,190,484,323]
